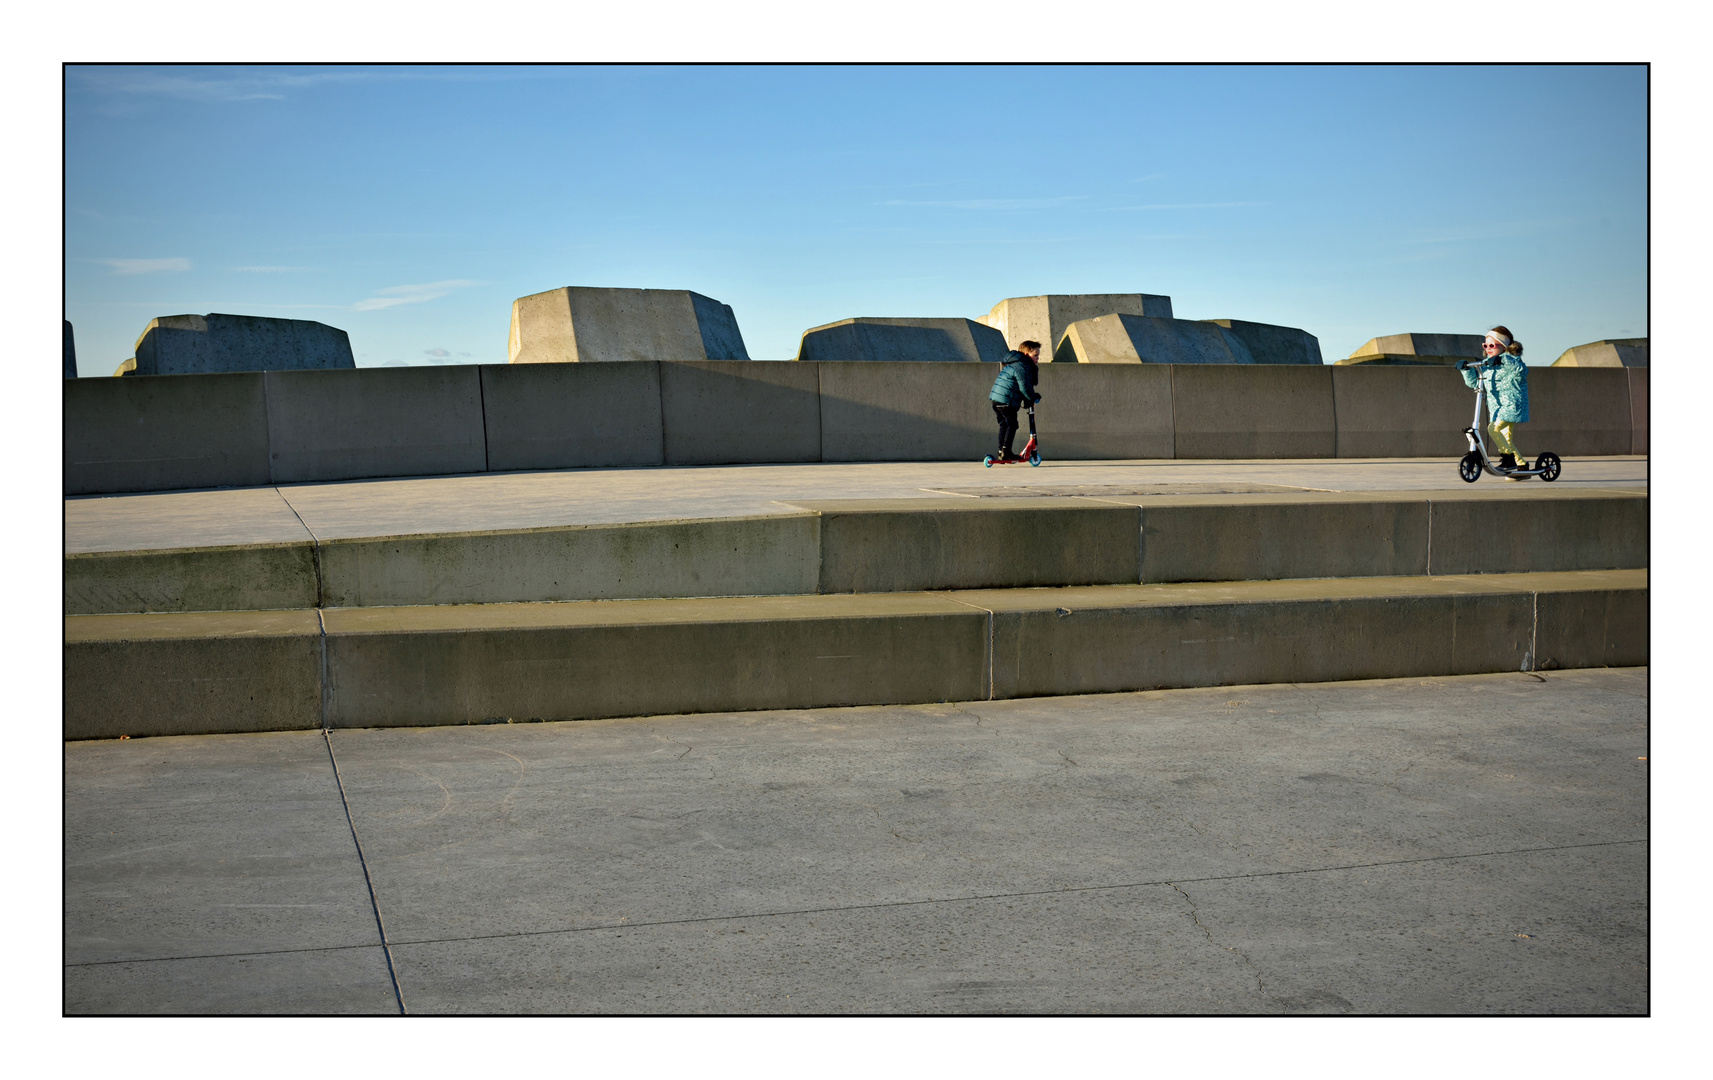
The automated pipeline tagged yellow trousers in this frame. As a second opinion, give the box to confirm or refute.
[1488,421,1522,458]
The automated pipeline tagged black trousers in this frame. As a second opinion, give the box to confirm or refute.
[993,401,1020,455]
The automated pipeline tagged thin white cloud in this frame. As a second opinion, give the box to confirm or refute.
[68,66,591,106]
[352,280,478,312]
[1100,202,1266,211]
[881,196,1088,211]
[93,257,191,275]
[230,265,316,273]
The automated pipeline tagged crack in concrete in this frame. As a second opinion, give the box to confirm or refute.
[860,802,921,845]
[651,728,695,760]
[1151,802,1277,866]
[1168,880,1275,1006]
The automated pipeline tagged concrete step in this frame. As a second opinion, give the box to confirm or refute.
[65,488,1647,615]
[64,569,1647,739]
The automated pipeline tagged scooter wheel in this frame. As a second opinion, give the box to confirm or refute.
[1458,451,1482,483]
[1535,451,1561,482]
[1028,453,1041,466]
[983,455,995,468]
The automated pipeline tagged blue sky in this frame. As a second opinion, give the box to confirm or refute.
[64,64,1646,372]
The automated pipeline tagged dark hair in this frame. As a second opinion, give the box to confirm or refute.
[1019,340,1042,353]
[1490,326,1524,357]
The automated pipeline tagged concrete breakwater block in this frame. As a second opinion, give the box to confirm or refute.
[977,294,1174,358]
[795,318,1007,363]
[1340,333,1486,366]
[63,569,1647,738]
[1201,319,1323,365]
[1053,314,1256,365]
[508,287,751,364]
[1552,338,1648,367]
[126,314,355,377]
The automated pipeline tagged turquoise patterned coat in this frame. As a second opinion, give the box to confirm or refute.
[1461,354,1530,424]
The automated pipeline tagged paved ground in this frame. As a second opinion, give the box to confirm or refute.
[64,456,1647,552]
[64,667,1648,1014]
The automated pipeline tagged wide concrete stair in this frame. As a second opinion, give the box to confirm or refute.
[64,489,1647,738]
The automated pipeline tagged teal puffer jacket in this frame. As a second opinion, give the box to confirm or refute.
[1461,354,1530,424]
[989,351,1041,407]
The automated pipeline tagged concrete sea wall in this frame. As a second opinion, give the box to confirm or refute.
[64,362,1649,495]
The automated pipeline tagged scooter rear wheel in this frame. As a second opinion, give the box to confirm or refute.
[1458,451,1483,483]
[1536,451,1562,482]
[983,455,996,468]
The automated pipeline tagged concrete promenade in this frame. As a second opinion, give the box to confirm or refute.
[65,668,1647,1015]
[66,456,1647,553]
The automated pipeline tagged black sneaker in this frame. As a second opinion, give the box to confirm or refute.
[1498,454,1517,470]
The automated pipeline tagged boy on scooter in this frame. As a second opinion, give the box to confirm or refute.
[989,340,1042,462]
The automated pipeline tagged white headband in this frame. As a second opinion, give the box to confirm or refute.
[1485,330,1511,346]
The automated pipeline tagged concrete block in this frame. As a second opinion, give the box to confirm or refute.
[64,372,271,495]
[1552,338,1648,367]
[1425,493,1647,576]
[1517,368,1632,457]
[1171,364,1337,458]
[1332,365,1474,457]
[264,365,487,484]
[322,594,987,727]
[1033,364,1175,459]
[1533,574,1649,669]
[978,577,1536,700]
[1344,333,1484,366]
[977,294,1173,357]
[795,318,1007,363]
[65,320,77,378]
[317,515,822,607]
[131,314,355,376]
[796,499,1141,593]
[818,361,998,461]
[507,287,750,364]
[480,361,664,471]
[1201,319,1324,365]
[63,610,323,739]
[1130,498,1430,582]
[65,543,319,615]
[660,361,822,465]
[1629,368,1648,455]
[1054,314,1254,365]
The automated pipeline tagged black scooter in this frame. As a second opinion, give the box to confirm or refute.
[1454,357,1560,482]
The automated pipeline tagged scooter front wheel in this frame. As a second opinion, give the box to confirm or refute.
[1458,451,1483,483]
[1028,453,1041,466]
[1535,451,1562,482]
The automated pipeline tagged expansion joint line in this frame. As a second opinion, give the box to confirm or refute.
[1529,590,1540,673]
[278,488,325,609]
[941,594,997,700]
[322,729,407,1016]
[1425,499,1433,575]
